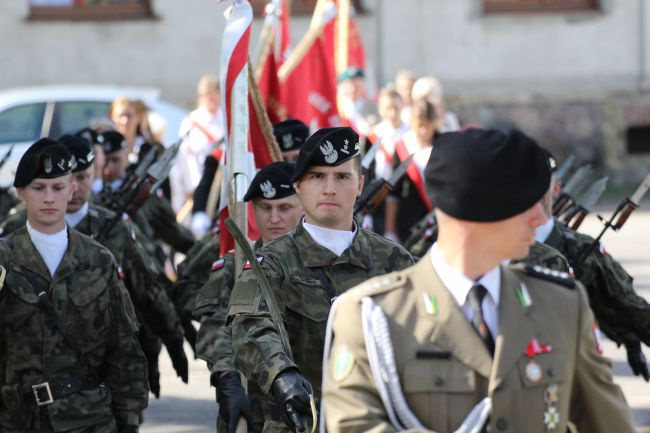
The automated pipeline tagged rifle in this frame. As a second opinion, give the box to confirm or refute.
[360,137,382,171]
[562,176,608,230]
[575,173,650,264]
[552,164,592,216]
[553,154,576,184]
[94,136,183,242]
[354,154,413,216]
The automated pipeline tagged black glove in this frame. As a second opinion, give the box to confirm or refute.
[626,341,650,381]
[182,320,198,358]
[271,369,315,433]
[164,337,189,383]
[147,355,161,398]
[216,371,255,433]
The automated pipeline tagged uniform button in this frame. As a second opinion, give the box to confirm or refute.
[434,377,444,387]
[547,368,555,378]
[496,418,508,430]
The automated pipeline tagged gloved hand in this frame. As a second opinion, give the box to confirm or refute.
[164,337,189,383]
[625,340,649,381]
[216,371,254,433]
[271,369,315,433]
[147,355,161,398]
[182,320,198,358]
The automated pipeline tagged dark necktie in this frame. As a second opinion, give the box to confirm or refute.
[468,284,495,356]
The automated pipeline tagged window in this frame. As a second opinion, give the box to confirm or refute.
[251,0,367,17]
[49,101,111,138]
[0,104,46,144]
[28,0,154,21]
[483,0,600,14]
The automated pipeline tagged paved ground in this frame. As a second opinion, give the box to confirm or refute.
[141,206,650,432]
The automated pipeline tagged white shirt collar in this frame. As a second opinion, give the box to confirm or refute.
[26,221,68,277]
[429,242,501,310]
[302,218,357,257]
[65,202,89,228]
[535,217,555,243]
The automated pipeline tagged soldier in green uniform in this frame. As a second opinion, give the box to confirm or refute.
[0,187,20,222]
[193,161,303,433]
[322,128,634,433]
[0,134,190,397]
[0,138,148,432]
[536,176,650,380]
[228,127,414,433]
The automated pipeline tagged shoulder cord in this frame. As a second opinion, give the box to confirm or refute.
[361,296,424,431]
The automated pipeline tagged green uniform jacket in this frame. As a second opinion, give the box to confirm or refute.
[545,220,650,346]
[323,258,635,433]
[228,221,414,397]
[0,227,148,432]
[0,206,184,346]
[174,233,221,322]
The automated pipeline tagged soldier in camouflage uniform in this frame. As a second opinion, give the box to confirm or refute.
[0,138,148,433]
[536,194,650,380]
[92,130,198,356]
[0,187,20,221]
[0,134,190,397]
[193,162,303,433]
[228,127,414,433]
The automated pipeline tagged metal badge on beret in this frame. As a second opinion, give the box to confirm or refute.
[58,134,95,173]
[273,119,309,152]
[14,138,72,187]
[292,127,360,182]
[244,161,296,202]
[100,130,128,155]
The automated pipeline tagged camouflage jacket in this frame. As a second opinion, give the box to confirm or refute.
[0,189,19,222]
[228,221,414,397]
[516,241,570,273]
[194,238,262,377]
[138,193,196,254]
[174,233,221,322]
[0,227,148,431]
[1,205,184,345]
[545,220,649,346]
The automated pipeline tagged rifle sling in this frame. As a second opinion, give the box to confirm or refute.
[22,270,93,373]
[312,267,336,303]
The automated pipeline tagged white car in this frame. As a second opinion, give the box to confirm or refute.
[0,85,188,186]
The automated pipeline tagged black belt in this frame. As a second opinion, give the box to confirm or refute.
[24,373,99,407]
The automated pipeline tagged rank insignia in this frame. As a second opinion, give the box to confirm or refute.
[544,384,559,405]
[422,292,438,316]
[332,346,355,382]
[211,258,225,271]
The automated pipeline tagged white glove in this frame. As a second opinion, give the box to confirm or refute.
[190,211,211,238]
[361,214,374,231]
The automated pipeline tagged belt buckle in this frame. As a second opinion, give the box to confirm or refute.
[32,382,54,406]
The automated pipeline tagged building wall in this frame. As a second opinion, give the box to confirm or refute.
[1,0,648,185]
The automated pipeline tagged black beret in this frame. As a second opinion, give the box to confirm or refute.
[425,129,551,222]
[75,127,103,146]
[58,134,95,173]
[273,119,309,152]
[244,161,296,201]
[99,131,128,155]
[292,127,361,182]
[14,138,72,188]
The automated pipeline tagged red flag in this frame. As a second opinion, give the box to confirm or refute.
[257,0,291,123]
[279,5,340,131]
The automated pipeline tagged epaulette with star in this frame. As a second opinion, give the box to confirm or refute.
[523,265,576,289]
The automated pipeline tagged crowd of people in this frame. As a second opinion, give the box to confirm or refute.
[0,68,649,433]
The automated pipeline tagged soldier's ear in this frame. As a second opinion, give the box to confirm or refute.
[357,174,364,197]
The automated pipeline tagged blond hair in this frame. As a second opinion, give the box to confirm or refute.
[197,75,220,96]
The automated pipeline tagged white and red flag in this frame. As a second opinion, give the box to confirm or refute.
[218,0,258,256]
